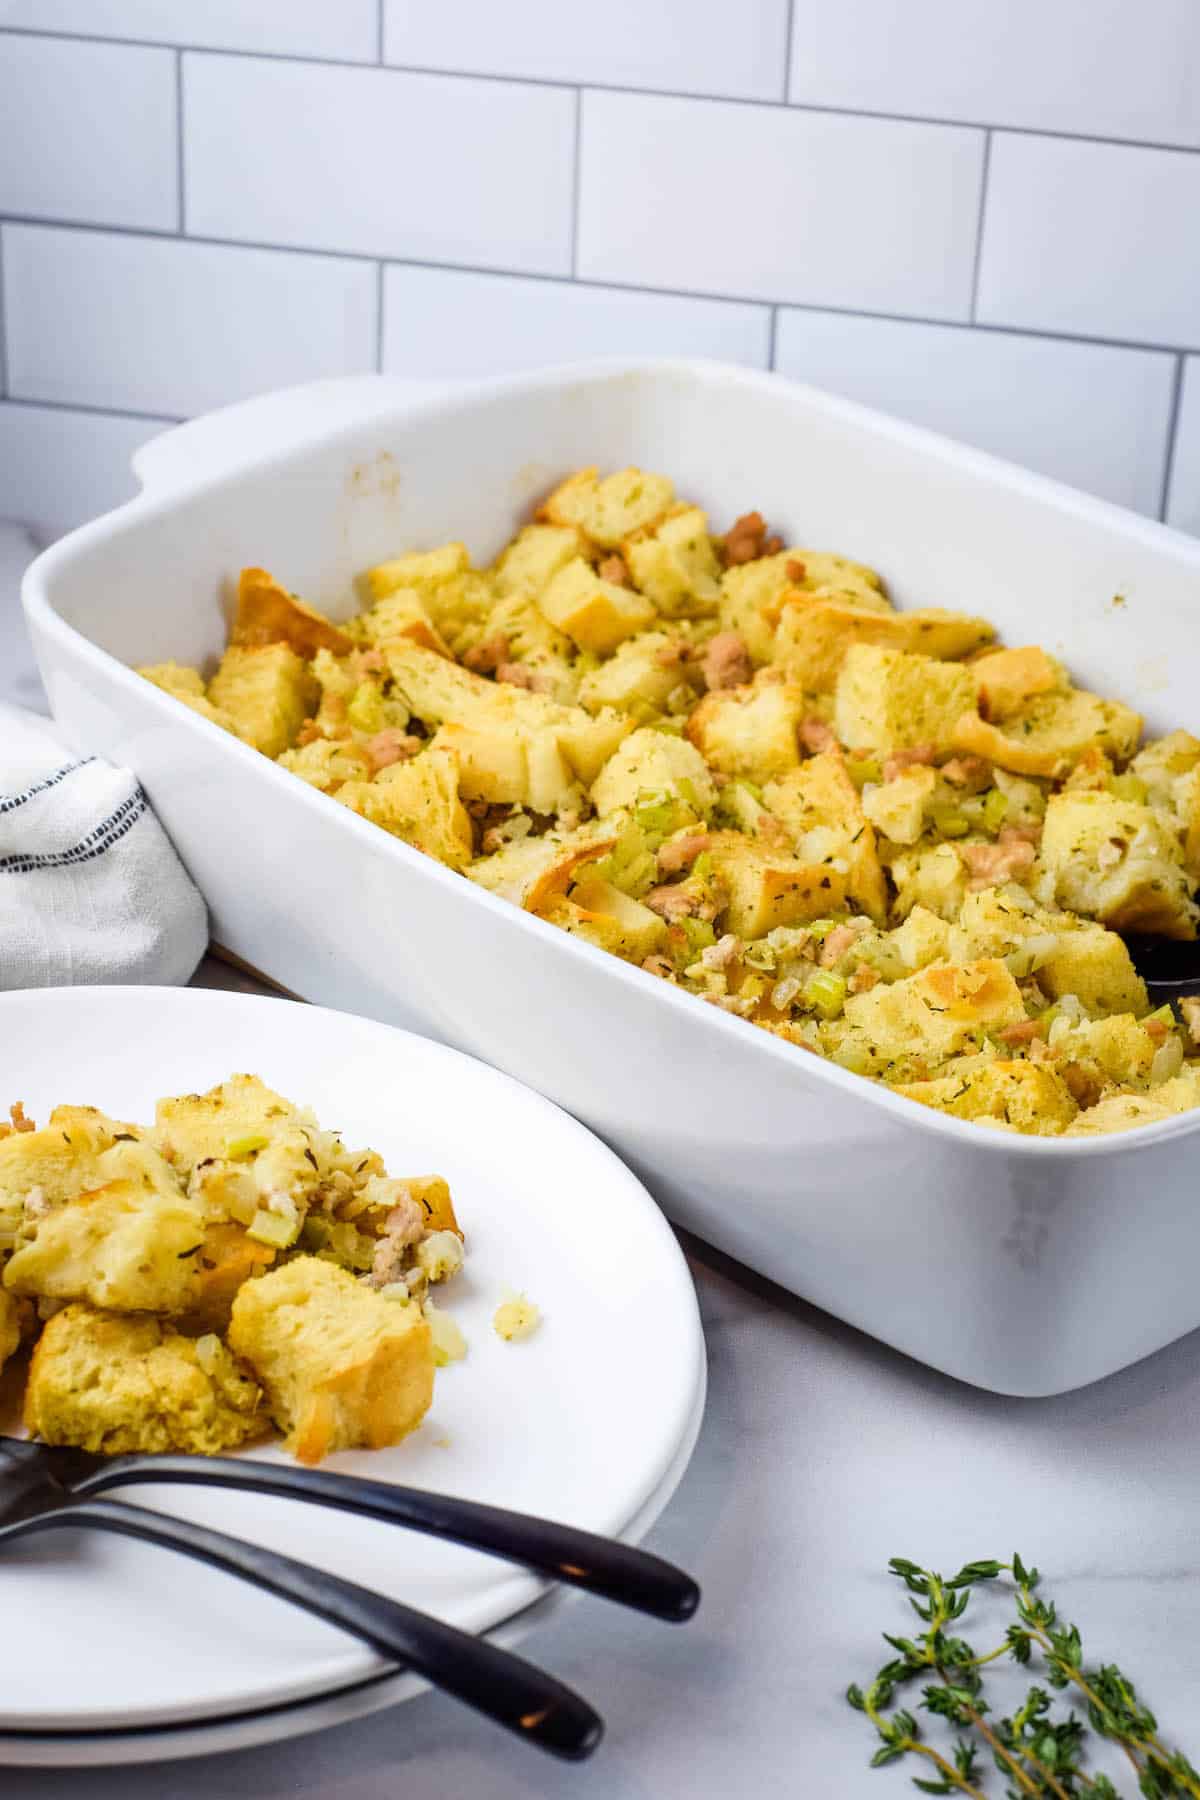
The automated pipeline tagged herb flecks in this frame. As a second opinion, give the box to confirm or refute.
[848,1555,1200,1796]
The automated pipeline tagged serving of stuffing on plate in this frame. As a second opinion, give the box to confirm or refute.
[0,1076,466,1463]
[137,467,1200,1139]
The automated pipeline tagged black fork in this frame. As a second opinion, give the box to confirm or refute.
[0,1437,700,1756]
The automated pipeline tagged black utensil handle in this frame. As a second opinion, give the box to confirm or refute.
[76,1457,700,1624]
[14,1496,602,1760]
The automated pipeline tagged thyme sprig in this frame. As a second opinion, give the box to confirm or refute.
[847,1556,1199,1797]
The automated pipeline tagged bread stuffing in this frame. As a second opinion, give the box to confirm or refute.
[132,471,1200,1139]
[0,1080,466,1462]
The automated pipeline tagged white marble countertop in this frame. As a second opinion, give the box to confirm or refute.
[2,521,1198,1798]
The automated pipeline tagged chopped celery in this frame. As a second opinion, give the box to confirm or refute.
[931,808,970,839]
[982,788,1009,834]
[347,682,384,734]
[848,758,882,789]
[1112,772,1148,804]
[1144,1002,1177,1030]
[807,970,847,1020]
[691,850,714,881]
[226,1133,269,1159]
[247,1207,301,1249]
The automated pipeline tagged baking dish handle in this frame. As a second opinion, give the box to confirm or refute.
[131,375,456,498]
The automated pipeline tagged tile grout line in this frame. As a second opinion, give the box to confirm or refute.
[1158,353,1188,521]
[175,50,186,233]
[767,304,779,371]
[782,0,796,101]
[0,228,7,399]
[375,261,385,373]
[0,211,1195,362]
[0,393,181,426]
[569,89,584,279]
[968,127,993,323]
[2,26,1200,160]
[376,0,385,64]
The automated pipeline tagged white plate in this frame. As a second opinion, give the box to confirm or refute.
[0,986,705,1740]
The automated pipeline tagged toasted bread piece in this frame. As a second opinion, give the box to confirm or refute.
[538,558,656,655]
[1041,790,1198,939]
[539,467,674,547]
[834,644,976,756]
[764,752,888,923]
[687,675,809,783]
[844,957,1026,1062]
[25,1305,265,1455]
[4,1179,205,1314]
[894,1060,1078,1135]
[952,688,1142,779]
[232,567,353,657]
[335,745,474,869]
[208,643,317,758]
[773,594,991,691]
[228,1257,434,1464]
[590,729,716,819]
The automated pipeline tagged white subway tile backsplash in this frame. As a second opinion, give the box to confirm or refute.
[0,35,176,229]
[1166,358,1200,535]
[0,402,167,532]
[0,4,378,60]
[384,0,789,101]
[382,265,770,378]
[184,55,574,275]
[977,134,1200,350]
[577,92,984,318]
[788,0,1200,148]
[774,310,1176,515]
[2,227,377,417]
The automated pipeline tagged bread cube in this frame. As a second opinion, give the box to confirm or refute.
[363,542,470,602]
[708,833,847,937]
[1065,1092,1176,1136]
[467,827,615,911]
[718,553,802,662]
[862,766,938,846]
[228,1257,434,1464]
[138,662,246,738]
[834,644,975,755]
[1131,729,1200,806]
[687,676,808,783]
[590,729,716,819]
[0,1106,178,1255]
[970,645,1065,720]
[538,558,656,654]
[764,752,888,923]
[397,1175,461,1240]
[232,566,352,658]
[1041,790,1198,938]
[355,586,450,656]
[178,1223,277,1334]
[4,1179,205,1313]
[952,688,1143,779]
[773,595,992,692]
[1054,1014,1160,1086]
[625,508,722,618]
[845,958,1026,1063]
[547,880,668,963]
[336,745,474,869]
[890,842,969,922]
[540,467,674,547]
[887,905,953,971]
[577,632,689,717]
[153,1074,301,1176]
[0,1288,24,1374]
[208,643,317,758]
[493,523,585,598]
[1037,923,1147,1016]
[483,589,575,667]
[433,719,577,816]
[894,1060,1078,1134]
[276,737,371,793]
[25,1305,265,1456]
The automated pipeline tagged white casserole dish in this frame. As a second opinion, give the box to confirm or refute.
[23,359,1200,1397]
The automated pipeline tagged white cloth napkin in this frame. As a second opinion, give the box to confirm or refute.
[0,704,208,990]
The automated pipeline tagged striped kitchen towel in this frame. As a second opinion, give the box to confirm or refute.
[0,705,207,990]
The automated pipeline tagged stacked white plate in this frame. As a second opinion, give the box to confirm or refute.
[0,988,705,1765]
